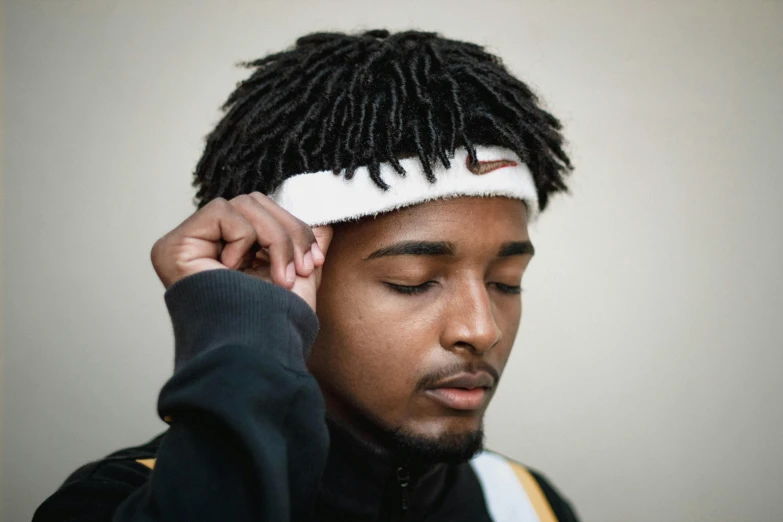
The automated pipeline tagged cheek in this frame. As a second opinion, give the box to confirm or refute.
[312,277,437,413]
[495,301,523,368]
[502,299,522,338]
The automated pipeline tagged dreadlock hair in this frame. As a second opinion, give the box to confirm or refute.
[193,29,572,212]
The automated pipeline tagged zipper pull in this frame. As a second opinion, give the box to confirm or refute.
[397,465,410,512]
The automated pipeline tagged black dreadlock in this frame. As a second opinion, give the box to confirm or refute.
[193,29,572,211]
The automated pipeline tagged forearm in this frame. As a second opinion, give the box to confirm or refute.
[34,270,329,522]
[115,344,327,521]
[116,270,328,521]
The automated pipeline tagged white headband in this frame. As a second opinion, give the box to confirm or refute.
[269,146,538,226]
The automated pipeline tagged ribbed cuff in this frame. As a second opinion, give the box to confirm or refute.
[163,269,319,372]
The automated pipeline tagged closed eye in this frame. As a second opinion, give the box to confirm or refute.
[386,282,521,295]
[385,282,437,295]
[491,283,522,295]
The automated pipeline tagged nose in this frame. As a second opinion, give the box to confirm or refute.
[441,279,502,355]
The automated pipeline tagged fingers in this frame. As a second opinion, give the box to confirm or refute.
[151,197,259,288]
[226,192,324,288]
[246,192,321,274]
[226,194,296,287]
[150,186,330,291]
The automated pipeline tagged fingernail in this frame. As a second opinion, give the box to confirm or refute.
[303,251,314,272]
[286,262,296,283]
[311,243,324,263]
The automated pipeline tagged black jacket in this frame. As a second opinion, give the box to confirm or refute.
[33,270,580,521]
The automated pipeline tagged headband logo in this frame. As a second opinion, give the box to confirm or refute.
[466,157,518,175]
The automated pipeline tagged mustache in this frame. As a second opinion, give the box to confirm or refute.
[415,360,501,391]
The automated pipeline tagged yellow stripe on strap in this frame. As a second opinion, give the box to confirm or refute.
[135,458,156,470]
[508,462,558,522]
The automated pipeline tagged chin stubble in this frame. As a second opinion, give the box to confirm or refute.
[383,425,486,465]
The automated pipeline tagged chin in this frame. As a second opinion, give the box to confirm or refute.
[385,424,485,465]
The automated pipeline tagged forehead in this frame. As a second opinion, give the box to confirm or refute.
[333,196,529,251]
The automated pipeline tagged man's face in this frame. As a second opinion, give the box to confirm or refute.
[308,196,532,458]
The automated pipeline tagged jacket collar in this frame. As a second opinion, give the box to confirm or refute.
[318,419,451,520]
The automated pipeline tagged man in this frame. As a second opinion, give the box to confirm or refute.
[34,29,579,521]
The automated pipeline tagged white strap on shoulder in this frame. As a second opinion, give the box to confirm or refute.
[470,451,541,522]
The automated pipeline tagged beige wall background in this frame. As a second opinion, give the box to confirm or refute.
[2,0,782,521]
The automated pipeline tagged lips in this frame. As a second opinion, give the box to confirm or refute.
[430,372,495,390]
[424,372,494,411]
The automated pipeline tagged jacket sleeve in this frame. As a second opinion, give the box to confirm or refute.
[34,269,329,522]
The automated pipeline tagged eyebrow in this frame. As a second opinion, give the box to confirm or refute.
[365,240,535,260]
[366,241,455,259]
[498,241,535,257]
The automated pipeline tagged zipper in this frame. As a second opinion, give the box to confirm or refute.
[396,465,411,513]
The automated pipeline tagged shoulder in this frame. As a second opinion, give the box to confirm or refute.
[469,449,581,522]
[33,433,165,522]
